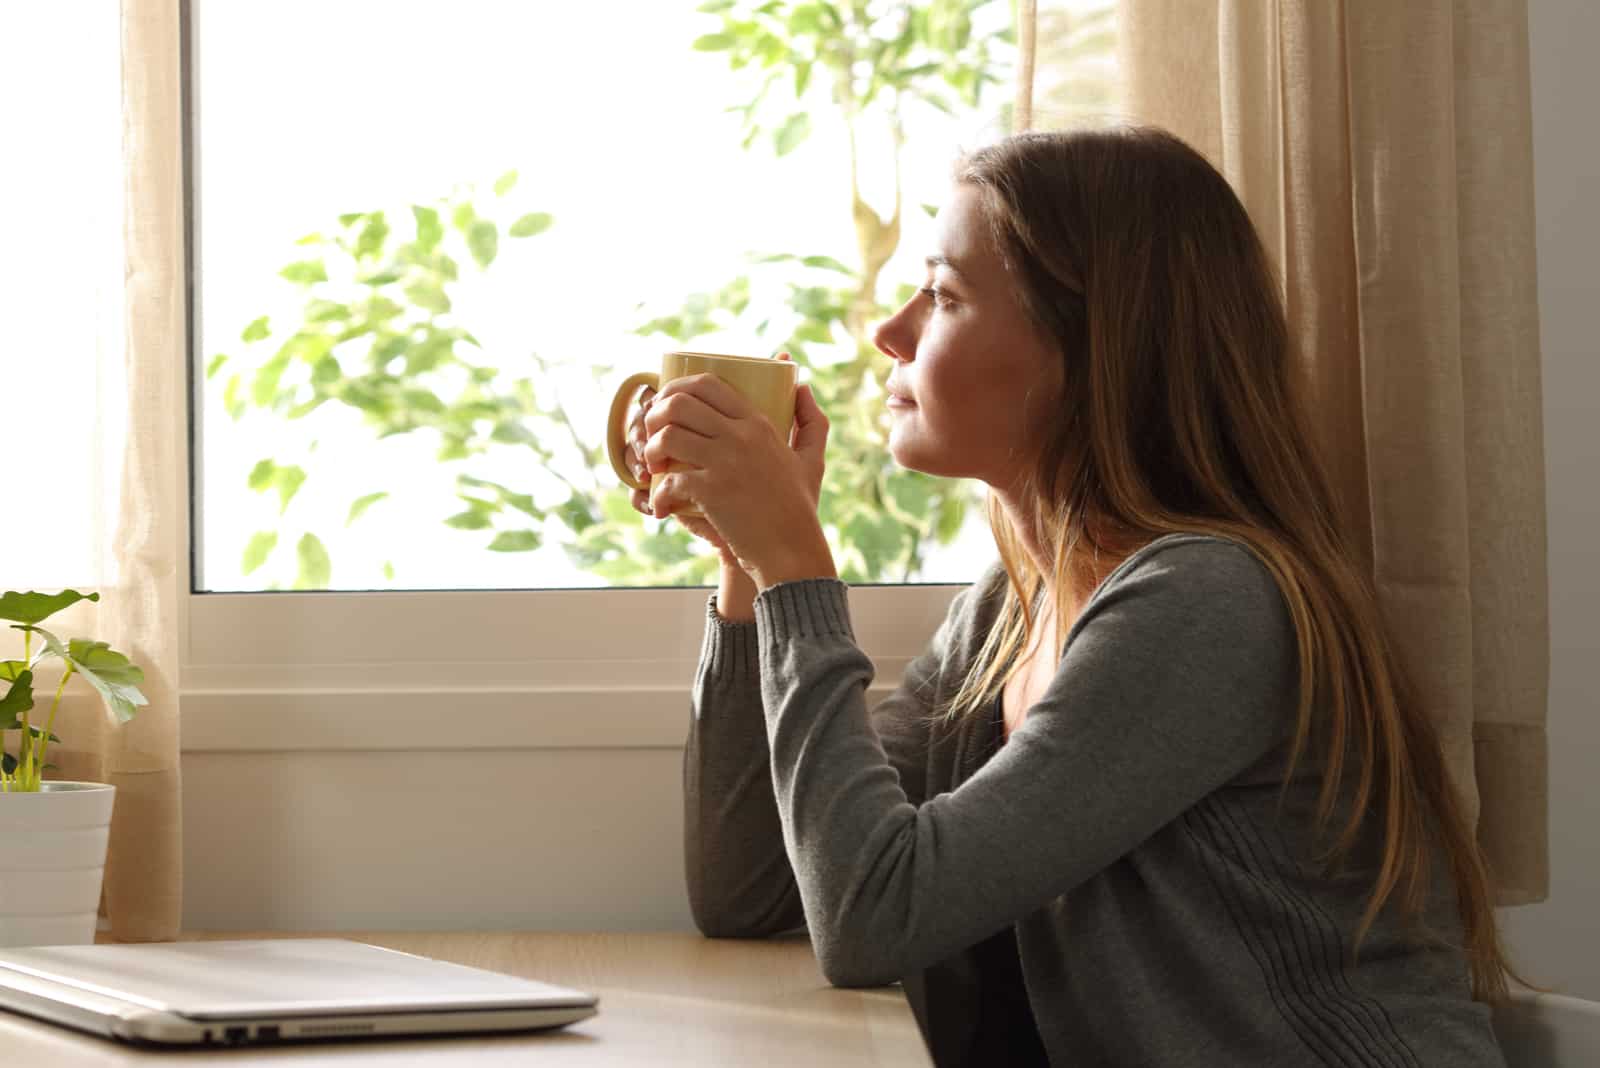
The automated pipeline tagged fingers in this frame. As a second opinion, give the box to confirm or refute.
[642,423,716,473]
[792,383,830,453]
[643,389,727,440]
[649,471,701,520]
[627,385,656,480]
[655,372,750,421]
[629,484,652,516]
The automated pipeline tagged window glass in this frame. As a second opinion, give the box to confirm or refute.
[192,0,1117,591]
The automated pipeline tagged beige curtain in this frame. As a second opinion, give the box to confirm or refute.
[1018,0,1550,903]
[50,0,187,941]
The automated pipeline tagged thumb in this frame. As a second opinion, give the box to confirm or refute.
[791,383,829,458]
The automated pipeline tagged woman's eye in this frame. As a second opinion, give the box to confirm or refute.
[918,286,953,309]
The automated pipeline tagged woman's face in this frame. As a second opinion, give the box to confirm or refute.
[873,183,1063,492]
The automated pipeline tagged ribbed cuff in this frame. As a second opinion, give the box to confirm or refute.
[753,577,855,644]
[699,593,759,680]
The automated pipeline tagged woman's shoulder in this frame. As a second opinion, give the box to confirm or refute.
[1094,531,1291,638]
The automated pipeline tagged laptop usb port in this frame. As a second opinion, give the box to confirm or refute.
[224,1026,248,1043]
[258,1025,281,1041]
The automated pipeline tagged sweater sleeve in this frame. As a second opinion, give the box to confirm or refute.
[684,580,984,939]
[752,539,1299,987]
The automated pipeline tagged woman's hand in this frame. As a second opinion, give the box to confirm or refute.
[642,353,836,590]
[625,383,735,566]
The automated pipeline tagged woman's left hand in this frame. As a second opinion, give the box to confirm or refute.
[642,355,837,591]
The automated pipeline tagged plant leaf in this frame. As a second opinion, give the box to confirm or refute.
[0,590,99,626]
[487,530,541,552]
[241,316,271,343]
[404,280,451,315]
[467,220,499,268]
[61,638,147,725]
[279,260,328,285]
[346,492,389,526]
[444,510,494,531]
[773,112,811,156]
[412,205,444,250]
[493,170,518,196]
[241,531,278,575]
[0,670,34,729]
[294,533,332,589]
[508,212,553,238]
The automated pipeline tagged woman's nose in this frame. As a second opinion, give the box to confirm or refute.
[872,302,914,363]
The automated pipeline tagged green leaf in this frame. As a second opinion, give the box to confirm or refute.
[206,353,229,379]
[493,169,519,196]
[412,205,444,250]
[14,628,147,726]
[692,32,736,50]
[697,0,735,11]
[247,459,276,491]
[241,316,271,342]
[487,530,541,552]
[490,421,537,445]
[241,531,278,575]
[355,211,389,259]
[508,212,553,238]
[773,112,811,156]
[251,351,290,406]
[0,590,99,626]
[555,496,597,533]
[64,638,147,724]
[452,202,477,232]
[801,254,853,274]
[280,260,328,285]
[346,492,389,525]
[1,660,28,682]
[444,510,494,530]
[404,280,452,315]
[311,355,341,387]
[305,299,350,323]
[467,220,499,268]
[0,670,34,728]
[382,561,395,581]
[274,465,307,514]
[294,533,331,589]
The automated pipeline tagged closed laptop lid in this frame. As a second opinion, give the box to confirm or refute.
[0,938,596,1020]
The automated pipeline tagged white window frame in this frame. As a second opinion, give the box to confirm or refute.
[177,1,981,755]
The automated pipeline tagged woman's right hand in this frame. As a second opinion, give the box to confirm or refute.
[627,383,739,566]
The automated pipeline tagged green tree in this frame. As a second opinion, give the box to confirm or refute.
[213,2,1113,588]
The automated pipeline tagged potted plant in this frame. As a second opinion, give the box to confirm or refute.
[0,590,146,946]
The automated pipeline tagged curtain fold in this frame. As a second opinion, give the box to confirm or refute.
[1108,0,1548,904]
[100,0,186,941]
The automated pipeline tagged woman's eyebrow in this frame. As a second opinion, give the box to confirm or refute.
[924,254,968,279]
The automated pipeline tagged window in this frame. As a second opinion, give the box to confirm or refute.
[191,0,1116,594]
[181,1,1119,750]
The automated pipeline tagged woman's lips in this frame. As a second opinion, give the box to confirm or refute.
[887,395,917,408]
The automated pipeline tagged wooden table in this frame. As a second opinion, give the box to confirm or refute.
[0,931,929,1066]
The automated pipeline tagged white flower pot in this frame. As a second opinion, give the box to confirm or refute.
[0,782,115,946]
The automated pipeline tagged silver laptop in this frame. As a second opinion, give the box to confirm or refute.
[0,938,598,1046]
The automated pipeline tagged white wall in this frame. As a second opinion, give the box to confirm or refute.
[1498,0,1600,1000]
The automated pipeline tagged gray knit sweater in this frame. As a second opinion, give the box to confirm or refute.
[684,533,1506,1066]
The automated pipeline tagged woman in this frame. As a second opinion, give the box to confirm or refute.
[625,126,1513,1066]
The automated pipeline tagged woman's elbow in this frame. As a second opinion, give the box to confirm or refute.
[814,936,901,989]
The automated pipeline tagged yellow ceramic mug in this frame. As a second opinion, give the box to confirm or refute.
[607,350,798,520]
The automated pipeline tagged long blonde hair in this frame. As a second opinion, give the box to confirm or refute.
[941,125,1523,1002]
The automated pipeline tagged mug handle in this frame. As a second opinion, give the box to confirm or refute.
[606,371,660,491]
